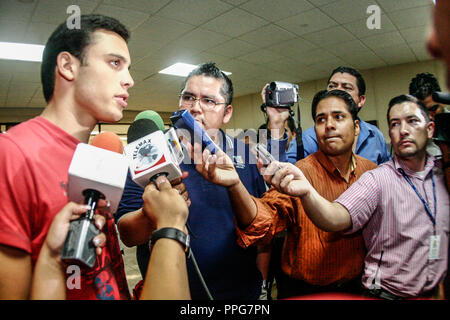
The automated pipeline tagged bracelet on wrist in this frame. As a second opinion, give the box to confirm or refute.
[150,227,190,254]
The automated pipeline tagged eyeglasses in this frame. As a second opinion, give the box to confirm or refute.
[179,93,227,110]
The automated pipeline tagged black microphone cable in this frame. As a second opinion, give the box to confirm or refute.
[185,222,214,300]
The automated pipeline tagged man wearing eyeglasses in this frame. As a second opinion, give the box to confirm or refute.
[117,62,288,299]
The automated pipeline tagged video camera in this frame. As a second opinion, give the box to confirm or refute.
[265,81,299,108]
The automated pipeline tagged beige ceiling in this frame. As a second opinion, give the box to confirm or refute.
[0,0,434,118]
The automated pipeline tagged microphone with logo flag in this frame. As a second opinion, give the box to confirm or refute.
[124,111,184,188]
[61,131,128,268]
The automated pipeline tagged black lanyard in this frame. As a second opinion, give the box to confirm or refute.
[398,167,437,226]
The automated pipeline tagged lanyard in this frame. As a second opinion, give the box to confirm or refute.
[398,168,437,226]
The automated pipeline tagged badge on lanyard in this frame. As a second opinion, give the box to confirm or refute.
[429,235,441,260]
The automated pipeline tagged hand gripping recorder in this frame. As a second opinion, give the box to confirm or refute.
[170,109,220,154]
[62,143,128,268]
[125,130,183,188]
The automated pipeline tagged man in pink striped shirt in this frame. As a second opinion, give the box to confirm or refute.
[262,94,449,299]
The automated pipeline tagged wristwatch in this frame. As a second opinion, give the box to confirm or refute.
[150,227,190,253]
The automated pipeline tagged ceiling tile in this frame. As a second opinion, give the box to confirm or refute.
[205,39,259,58]
[262,57,306,77]
[387,6,432,29]
[240,0,314,22]
[238,24,297,48]
[201,8,268,37]
[156,0,233,26]
[338,51,387,69]
[23,22,59,45]
[307,0,340,7]
[0,0,35,22]
[132,15,196,47]
[127,38,166,62]
[275,8,338,36]
[360,31,406,51]
[220,0,252,7]
[320,0,377,24]
[408,41,433,62]
[237,49,285,65]
[328,39,370,57]
[264,37,318,57]
[94,5,150,30]
[174,28,232,53]
[376,0,431,13]
[343,14,397,39]
[301,26,356,47]
[0,20,28,43]
[372,44,417,65]
[32,0,98,24]
[290,48,338,66]
[12,71,41,84]
[399,26,430,45]
[102,0,172,15]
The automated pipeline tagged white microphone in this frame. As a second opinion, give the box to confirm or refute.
[67,143,128,214]
[62,136,128,268]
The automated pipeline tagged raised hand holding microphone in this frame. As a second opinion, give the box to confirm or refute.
[31,202,107,300]
[62,132,128,268]
[137,164,190,299]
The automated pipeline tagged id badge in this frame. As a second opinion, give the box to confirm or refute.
[428,235,441,260]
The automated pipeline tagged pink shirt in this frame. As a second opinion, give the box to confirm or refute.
[336,155,449,298]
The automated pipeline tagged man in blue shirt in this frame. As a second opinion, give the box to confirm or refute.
[116,62,287,299]
[292,66,390,165]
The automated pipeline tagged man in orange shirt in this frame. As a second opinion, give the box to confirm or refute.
[190,89,377,299]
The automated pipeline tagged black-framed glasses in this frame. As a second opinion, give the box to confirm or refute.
[179,93,227,110]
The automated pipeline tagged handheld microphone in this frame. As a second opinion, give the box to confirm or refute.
[124,112,183,188]
[61,132,128,268]
[134,110,166,131]
[170,109,219,154]
[90,130,124,154]
[432,91,450,105]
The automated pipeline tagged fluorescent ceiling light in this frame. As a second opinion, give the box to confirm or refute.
[0,42,44,62]
[159,62,231,77]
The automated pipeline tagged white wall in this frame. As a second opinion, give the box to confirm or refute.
[224,59,446,143]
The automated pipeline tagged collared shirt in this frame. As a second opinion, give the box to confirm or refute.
[116,130,287,299]
[298,118,391,165]
[235,150,377,286]
[336,155,449,298]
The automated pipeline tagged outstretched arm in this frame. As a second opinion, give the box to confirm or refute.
[261,161,352,232]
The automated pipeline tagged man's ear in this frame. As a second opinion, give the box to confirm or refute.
[222,104,233,124]
[427,120,435,139]
[358,95,366,109]
[354,118,360,137]
[56,51,78,81]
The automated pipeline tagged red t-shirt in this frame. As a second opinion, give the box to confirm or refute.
[0,117,130,300]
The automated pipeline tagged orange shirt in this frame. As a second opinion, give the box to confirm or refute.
[235,150,377,286]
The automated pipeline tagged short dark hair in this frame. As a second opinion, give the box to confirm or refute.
[311,89,358,122]
[181,62,234,105]
[327,66,366,96]
[41,14,130,102]
[408,72,441,101]
[387,94,430,123]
